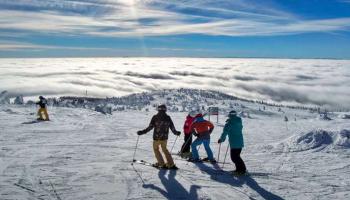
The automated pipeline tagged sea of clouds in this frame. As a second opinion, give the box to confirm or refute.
[0,58,349,110]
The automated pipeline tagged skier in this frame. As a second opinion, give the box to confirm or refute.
[218,110,247,175]
[36,96,49,121]
[137,104,181,169]
[188,112,215,163]
[179,111,196,158]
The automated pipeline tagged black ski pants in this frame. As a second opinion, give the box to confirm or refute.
[231,148,246,173]
[180,134,192,153]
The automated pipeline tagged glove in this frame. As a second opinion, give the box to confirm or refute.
[137,131,144,135]
[218,139,222,143]
[174,131,181,136]
[193,132,199,137]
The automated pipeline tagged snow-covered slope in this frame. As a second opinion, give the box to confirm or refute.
[1,90,350,200]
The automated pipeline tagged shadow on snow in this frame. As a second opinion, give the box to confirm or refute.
[143,169,201,200]
[194,162,284,200]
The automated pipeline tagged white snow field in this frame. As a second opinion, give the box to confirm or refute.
[1,95,350,200]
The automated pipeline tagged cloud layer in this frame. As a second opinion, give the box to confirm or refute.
[1,0,350,40]
[1,57,349,110]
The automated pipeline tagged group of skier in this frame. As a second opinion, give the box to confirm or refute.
[34,95,246,175]
[137,104,247,175]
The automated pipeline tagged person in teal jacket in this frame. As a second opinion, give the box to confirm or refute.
[218,110,247,175]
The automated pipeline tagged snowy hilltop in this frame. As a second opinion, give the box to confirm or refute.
[4,88,334,115]
[0,89,350,200]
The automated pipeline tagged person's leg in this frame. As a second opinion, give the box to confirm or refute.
[230,148,246,172]
[43,108,49,120]
[202,139,214,160]
[183,134,192,153]
[153,140,165,166]
[160,140,175,167]
[190,138,202,160]
[180,135,187,154]
[37,108,44,120]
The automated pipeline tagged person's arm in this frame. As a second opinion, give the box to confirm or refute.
[138,116,155,135]
[238,118,243,131]
[208,121,214,133]
[190,124,199,136]
[183,121,187,133]
[218,121,230,143]
[169,117,181,135]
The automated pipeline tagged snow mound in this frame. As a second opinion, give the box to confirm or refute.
[294,130,333,151]
[271,129,350,152]
[318,113,332,120]
[0,90,10,104]
[340,114,350,119]
[336,129,350,148]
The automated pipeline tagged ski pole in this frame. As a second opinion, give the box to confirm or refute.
[132,135,140,162]
[217,143,221,163]
[170,135,179,153]
[222,144,230,169]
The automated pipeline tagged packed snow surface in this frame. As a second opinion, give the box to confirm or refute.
[1,93,350,200]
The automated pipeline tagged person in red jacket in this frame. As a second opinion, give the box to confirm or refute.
[179,111,196,158]
[188,113,215,163]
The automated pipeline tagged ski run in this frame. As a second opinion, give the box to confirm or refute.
[1,89,350,200]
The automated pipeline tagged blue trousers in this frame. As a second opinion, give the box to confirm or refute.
[191,138,214,160]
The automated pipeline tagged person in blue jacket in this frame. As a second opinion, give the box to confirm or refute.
[218,110,247,175]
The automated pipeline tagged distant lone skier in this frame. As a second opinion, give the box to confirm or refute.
[137,104,181,169]
[179,111,196,158]
[218,110,247,175]
[36,96,49,121]
[188,112,215,163]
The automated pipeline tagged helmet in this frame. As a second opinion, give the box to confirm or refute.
[157,104,167,111]
[228,110,237,116]
[39,96,44,99]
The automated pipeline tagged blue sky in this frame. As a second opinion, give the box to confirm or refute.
[1,0,350,59]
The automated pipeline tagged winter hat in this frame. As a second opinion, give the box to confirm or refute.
[189,110,197,117]
[157,104,167,111]
[228,110,237,116]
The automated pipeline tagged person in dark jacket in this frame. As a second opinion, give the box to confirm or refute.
[137,104,181,169]
[36,96,49,121]
[188,113,215,162]
[179,111,196,158]
[218,110,247,175]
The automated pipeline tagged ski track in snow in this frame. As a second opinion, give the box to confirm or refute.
[1,104,350,200]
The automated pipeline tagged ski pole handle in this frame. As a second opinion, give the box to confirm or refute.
[132,135,140,162]
[222,144,229,169]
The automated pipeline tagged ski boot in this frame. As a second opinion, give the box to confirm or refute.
[167,164,179,170]
[232,170,247,176]
[181,152,191,159]
[187,158,202,163]
[152,163,167,169]
[201,157,217,163]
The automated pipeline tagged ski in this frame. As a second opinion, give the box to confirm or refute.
[22,119,50,124]
[220,170,271,177]
[131,160,179,170]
